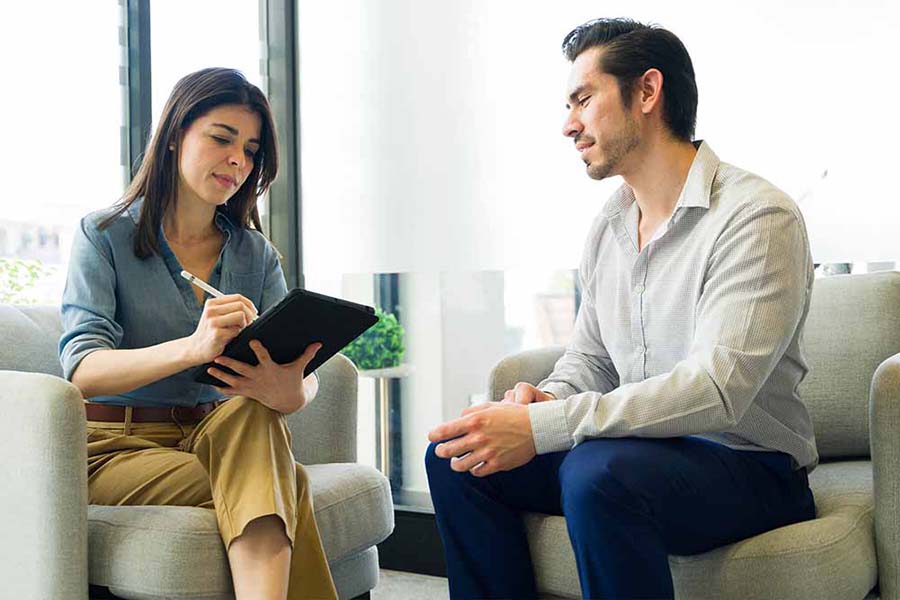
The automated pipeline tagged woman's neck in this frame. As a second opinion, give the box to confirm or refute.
[163,198,220,245]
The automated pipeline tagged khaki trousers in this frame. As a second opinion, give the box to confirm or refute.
[86,396,338,600]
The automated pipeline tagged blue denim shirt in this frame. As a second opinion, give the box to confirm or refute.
[59,198,288,407]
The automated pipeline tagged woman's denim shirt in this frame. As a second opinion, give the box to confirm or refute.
[59,198,288,407]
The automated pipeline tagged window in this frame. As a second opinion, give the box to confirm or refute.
[0,3,121,304]
[298,2,898,511]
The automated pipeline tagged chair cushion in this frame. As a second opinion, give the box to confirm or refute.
[526,461,876,600]
[88,462,392,599]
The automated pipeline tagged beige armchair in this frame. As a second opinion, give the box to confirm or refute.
[0,304,394,600]
[488,272,900,599]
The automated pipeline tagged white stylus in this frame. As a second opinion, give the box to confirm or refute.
[180,270,225,298]
[181,270,259,322]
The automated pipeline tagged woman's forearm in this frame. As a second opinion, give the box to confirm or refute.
[71,337,196,399]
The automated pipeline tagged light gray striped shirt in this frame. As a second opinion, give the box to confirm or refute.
[530,141,819,471]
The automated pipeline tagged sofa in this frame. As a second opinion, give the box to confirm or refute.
[489,271,900,599]
[0,304,394,600]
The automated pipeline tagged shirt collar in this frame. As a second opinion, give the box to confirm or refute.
[126,197,236,237]
[602,140,720,217]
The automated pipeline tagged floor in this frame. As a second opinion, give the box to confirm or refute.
[372,569,449,599]
[90,570,450,600]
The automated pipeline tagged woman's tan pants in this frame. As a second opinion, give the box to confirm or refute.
[86,396,338,600]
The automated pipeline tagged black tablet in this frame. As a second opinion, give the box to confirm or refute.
[192,288,378,386]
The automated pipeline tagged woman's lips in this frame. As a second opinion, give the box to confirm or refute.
[213,174,236,188]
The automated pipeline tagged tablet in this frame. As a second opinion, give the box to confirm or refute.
[192,288,378,386]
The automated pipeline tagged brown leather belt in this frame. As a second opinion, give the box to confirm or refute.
[84,400,224,424]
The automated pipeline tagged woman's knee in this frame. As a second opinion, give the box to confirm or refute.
[294,462,311,490]
[224,395,279,419]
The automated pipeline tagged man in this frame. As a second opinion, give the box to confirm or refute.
[426,17,818,600]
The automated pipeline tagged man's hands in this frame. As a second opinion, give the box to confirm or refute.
[501,382,556,405]
[428,401,537,477]
[206,340,321,414]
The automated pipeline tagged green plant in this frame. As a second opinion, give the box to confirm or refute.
[341,307,405,370]
[0,258,54,304]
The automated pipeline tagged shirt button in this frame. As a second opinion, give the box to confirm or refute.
[636,345,645,355]
[635,284,645,294]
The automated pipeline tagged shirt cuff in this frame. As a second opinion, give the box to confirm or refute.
[538,381,578,401]
[528,399,573,454]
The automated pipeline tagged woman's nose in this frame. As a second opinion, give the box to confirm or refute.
[228,151,245,170]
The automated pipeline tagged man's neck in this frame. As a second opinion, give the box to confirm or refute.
[621,136,698,225]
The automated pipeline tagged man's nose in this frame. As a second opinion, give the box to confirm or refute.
[562,114,582,139]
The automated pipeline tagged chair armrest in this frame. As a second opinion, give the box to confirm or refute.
[870,352,900,600]
[488,346,565,402]
[0,371,87,599]
[287,354,359,465]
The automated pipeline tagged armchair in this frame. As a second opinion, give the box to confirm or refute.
[489,272,900,599]
[0,304,394,600]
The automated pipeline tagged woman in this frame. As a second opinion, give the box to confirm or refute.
[59,68,337,600]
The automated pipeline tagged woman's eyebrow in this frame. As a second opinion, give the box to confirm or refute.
[211,123,260,145]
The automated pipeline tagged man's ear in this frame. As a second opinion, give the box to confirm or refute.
[638,68,664,115]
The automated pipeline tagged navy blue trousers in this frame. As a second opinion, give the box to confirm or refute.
[425,436,815,599]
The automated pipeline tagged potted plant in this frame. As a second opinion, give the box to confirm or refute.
[341,307,406,372]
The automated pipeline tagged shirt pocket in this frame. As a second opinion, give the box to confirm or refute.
[225,272,265,309]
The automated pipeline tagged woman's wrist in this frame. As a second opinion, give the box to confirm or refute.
[172,335,201,368]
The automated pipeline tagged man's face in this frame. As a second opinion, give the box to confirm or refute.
[562,46,640,181]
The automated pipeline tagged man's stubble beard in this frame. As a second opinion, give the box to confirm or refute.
[586,116,640,181]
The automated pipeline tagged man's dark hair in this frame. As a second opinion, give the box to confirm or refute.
[562,18,698,141]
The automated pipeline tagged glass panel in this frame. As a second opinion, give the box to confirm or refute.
[300,2,900,512]
[150,1,267,229]
[0,3,121,304]
[304,269,577,510]
[150,1,262,129]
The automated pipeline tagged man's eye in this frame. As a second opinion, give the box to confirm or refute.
[578,96,591,106]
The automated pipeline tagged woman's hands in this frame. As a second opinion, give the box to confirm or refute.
[183,293,320,414]
[184,294,258,364]
[206,340,322,414]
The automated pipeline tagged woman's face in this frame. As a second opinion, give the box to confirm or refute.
[175,104,262,208]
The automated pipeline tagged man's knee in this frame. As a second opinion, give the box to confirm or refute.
[424,441,445,474]
[559,439,655,515]
[425,441,459,492]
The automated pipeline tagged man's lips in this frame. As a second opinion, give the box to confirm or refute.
[575,141,594,152]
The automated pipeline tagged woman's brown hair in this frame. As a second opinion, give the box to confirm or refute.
[99,67,279,258]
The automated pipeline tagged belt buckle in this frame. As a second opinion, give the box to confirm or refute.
[170,405,190,425]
